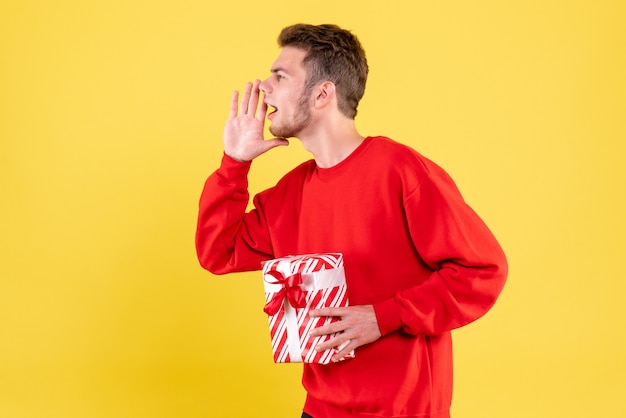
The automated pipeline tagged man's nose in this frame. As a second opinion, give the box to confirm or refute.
[259,78,271,94]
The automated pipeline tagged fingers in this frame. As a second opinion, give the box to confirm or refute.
[309,318,345,338]
[310,307,346,318]
[229,90,239,119]
[314,331,355,363]
[239,82,252,115]
[333,339,357,362]
[235,80,262,117]
[315,333,345,352]
[257,94,268,121]
[247,80,261,116]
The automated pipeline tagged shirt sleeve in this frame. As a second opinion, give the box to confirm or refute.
[195,153,274,274]
[373,170,508,336]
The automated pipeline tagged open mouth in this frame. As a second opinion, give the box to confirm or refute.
[267,105,278,119]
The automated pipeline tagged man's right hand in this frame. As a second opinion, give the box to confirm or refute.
[223,79,289,162]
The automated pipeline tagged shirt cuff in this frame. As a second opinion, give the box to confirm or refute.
[218,152,252,180]
[373,297,403,336]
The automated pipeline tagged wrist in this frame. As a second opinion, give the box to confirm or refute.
[223,152,252,164]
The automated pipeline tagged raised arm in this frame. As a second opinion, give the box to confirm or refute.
[195,81,289,274]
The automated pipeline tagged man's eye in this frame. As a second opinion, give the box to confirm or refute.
[276,74,285,80]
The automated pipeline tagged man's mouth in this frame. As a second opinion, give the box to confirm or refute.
[267,105,278,119]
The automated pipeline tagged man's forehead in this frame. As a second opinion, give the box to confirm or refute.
[271,46,307,72]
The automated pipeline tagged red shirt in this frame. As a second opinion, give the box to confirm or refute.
[196,136,507,417]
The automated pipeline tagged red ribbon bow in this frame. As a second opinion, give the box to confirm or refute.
[263,270,307,316]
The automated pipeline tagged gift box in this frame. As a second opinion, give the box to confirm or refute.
[261,253,355,364]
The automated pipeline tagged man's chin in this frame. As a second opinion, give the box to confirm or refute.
[269,126,295,139]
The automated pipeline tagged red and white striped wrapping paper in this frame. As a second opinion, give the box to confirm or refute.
[261,253,355,364]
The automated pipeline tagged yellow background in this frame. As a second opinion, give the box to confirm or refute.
[1,1,625,417]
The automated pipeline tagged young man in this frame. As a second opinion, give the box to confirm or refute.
[196,24,507,418]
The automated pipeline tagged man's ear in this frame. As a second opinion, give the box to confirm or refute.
[313,81,336,109]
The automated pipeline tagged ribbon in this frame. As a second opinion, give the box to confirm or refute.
[263,270,307,316]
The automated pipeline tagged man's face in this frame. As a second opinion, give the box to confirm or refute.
[260,46,312,139]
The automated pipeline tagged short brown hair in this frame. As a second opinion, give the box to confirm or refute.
[278,24,369,119]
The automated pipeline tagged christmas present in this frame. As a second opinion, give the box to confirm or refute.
[261,253,355,364]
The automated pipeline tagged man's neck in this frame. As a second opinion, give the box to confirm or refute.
[298,118,365,168]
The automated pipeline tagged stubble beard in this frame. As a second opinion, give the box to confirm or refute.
[268,91,312,139]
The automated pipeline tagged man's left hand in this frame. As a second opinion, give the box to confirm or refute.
[309,305,382,362]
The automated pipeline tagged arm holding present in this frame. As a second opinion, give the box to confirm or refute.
[310,168,508,361]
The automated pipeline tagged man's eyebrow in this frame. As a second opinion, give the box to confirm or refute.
[271,67,289,75]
